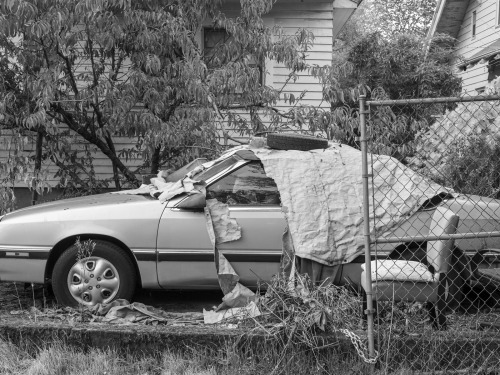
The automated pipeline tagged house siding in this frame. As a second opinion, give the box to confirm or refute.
[269,1,333,109]
[2,0,340,188]
[454,0,500,93]
[217,0,335,145]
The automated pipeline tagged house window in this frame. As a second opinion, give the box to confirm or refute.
[488,58,500,82]
[203,28,264,85]
[203,28,232,70]
[472,11,477,38]
[476,86,485,95]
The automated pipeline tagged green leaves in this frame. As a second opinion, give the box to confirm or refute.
[1,0,327,206]
[316,26,461,156]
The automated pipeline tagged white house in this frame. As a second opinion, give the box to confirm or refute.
[0,0,361,207]
[428,0,500,94]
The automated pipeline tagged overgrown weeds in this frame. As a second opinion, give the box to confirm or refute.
[249,272,374,370]
[0,337,376,375]
[441,135,500,197]
[74,237,96,262]
[257,272,362,334]
[209,271,363,341]
[0,282,51,312]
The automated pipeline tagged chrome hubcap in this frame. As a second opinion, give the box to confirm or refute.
[67,257,120,306]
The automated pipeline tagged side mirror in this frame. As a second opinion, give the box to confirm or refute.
[176,193,206,209]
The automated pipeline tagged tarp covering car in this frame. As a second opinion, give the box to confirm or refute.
[253,143,450,266]
[116,142,450,267]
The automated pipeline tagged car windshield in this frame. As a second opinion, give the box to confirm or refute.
[195,156,239,182]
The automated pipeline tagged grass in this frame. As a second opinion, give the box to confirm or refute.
[0,336,382,375]
[2,275,500,374]
[4,333,498,375]
[0,282,52,312]
[2,335,500,375]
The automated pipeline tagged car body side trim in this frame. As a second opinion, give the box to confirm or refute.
[131,249,157,262]
[0,251,49,260]
[227,206,282,212]
[6,252,29,257]
[0,245,51,260]
[157,249,282,262]
[170,206,282,213]
[0,245,52,252]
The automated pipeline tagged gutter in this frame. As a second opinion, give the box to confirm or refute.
[424,0,447,57]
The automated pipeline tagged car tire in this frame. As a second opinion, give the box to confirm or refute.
[52,240,136,307]
[267,133,329,151]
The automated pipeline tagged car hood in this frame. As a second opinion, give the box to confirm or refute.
[1,193,156,222]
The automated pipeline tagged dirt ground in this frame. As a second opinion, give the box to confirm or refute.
[0,282,223,316]
[2,280,500,337]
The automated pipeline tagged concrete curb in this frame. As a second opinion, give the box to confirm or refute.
[3,318,499,371]
[0,319,355,356]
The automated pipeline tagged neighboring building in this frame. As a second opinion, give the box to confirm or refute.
[428,0,500,94]
[1,0,361,206]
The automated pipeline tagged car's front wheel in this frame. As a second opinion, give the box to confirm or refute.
[52,240,136,307]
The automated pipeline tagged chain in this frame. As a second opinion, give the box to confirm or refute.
[338,328,379,364]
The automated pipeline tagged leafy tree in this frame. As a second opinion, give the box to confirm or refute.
[350,0,437,38]
[0,0,315,210]
[312,31,461,158]
[326,32,461,104]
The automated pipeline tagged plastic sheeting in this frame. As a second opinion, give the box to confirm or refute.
[112,147,246,202]
[111,142,450,288]
[89,299,203,325]
[253,144,451,266]
[204,199,257,315]
[112,175,205,203]
[203,301,260,324]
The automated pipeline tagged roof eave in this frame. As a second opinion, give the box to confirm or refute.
[427,0,447,40]
[427,0,470,40]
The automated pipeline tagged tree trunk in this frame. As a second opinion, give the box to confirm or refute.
[150,146,161,174]
[50,106,140,187]
[104,133,121,190]
[31,131,43,205]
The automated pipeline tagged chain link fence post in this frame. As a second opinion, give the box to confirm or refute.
[362,94,500,372]
[359,94,376,359]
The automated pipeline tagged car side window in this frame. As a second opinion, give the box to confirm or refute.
[206,161,281,205]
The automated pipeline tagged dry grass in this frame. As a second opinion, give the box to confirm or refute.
[3,334,499,375]
[247,271,371,370]
[257,272,362,333]
[0,338,31,374]
[0,339,218,375]
[0,337,379,375]
[2,276,500,373]
[0,282,53,312]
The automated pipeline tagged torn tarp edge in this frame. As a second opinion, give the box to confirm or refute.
[204,199,255,312]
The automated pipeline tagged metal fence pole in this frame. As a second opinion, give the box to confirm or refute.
[359,95,376,358]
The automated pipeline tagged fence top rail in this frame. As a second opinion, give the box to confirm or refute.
[367,95,500,106]
[374,230,500,244]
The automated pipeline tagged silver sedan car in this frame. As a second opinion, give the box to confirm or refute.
[0,149,498,306]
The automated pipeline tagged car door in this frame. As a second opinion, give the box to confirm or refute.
[156,160,285,289]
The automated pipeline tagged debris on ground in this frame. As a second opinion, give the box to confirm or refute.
[256,272,361,333]
[203,301,260,324]
[204,199,256,314]
[89,299,204,325]
[4,299,204,326]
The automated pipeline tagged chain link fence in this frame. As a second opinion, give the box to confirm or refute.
[360,94,500,372]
